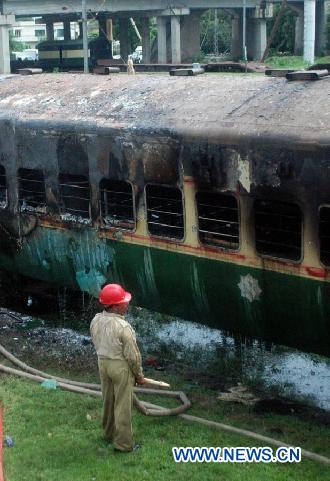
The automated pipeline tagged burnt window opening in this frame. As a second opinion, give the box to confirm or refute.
[100,179,135,230]
[18,168,46,213]
[145,184,184,240]
[59,173,91,221]
[196,192,239,250]
[319,206,330,266]
[255,199,302,261]
[0,165,7,208]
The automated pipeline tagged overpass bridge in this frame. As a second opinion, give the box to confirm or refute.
[0,1,328,73]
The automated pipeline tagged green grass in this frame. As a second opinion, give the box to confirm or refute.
[1,375,329,481]
[265,55,330,69]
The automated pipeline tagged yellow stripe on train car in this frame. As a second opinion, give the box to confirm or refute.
[38,50,91,60]
[39,51,60,59]
[62,49,91,59]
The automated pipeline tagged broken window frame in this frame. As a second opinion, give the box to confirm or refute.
[99,178,136,231]
[254,198,303,263]
[18,167,47,214]
[319,205,330,268]
[196,191,240,251]
[145,183,185,241]
[58,173,91,223]
[0,165,8,209]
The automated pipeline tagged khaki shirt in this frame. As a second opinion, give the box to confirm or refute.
[90,311,143,378]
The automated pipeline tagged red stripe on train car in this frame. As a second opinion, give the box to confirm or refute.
[305,267,327,279]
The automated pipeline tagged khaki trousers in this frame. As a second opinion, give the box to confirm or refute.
[98,358,134,451]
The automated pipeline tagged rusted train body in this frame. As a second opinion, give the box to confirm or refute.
[0,73,329,354]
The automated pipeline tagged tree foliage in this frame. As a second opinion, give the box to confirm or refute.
[112,18,143,53]
[9,32,29,52]
[198,7,296,57]
[266,5,296,54]
[200,9,231,55]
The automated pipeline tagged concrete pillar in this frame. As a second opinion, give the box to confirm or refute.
[171,15,181,63]
[157,16,167,63]
[141,17,151,63]
[294,10,304,55]
[181,11,201,63]
[46,19,54,41]
[63,19,71,41]
[247,18,267,61]
[231,12,242,59]
[304,0,316,63]
[315,0,327,55]
[119,18,130,61]
[97,17,113,59]
[106,19,113,42]
[0,15,15,75]
[98,17,112,40]
[0,28,10,74]
[254,18,267,60]
[98,17,107,38]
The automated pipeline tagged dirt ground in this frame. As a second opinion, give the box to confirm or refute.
[0,308,97,373]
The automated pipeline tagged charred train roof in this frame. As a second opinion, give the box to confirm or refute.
[0,73,329,146]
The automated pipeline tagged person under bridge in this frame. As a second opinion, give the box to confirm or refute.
[90,283,146,452]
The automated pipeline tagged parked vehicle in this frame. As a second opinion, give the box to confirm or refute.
[13,49,38,61]
[131,45,143,63]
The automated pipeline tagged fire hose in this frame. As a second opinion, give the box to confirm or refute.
[0,405,3,481]
[0,343,330,465]
[0,343,189,417]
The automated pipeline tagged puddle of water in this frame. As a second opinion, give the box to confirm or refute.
[126,312,330,410]
[247,350,330,410]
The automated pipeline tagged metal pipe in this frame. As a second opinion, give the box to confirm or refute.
[82,0,89,73]
[129,17,142,42]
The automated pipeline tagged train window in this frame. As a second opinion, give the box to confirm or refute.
[0,165,7,208]
[254,199,302,261]
[319,206,330,266]
[100,179,135,230]
[145,184,184,240]
[59,173,90,221]
[196,192,239,250]
[18,168,46,213]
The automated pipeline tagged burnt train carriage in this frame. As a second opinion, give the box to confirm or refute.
[37,37,113,70]
[0,73,329,354]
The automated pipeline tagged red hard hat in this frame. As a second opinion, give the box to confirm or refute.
[99,284,132,305]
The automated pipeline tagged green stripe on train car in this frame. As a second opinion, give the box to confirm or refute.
[0,225,328,354]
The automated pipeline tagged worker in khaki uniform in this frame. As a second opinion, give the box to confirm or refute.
[90,283,146,452]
